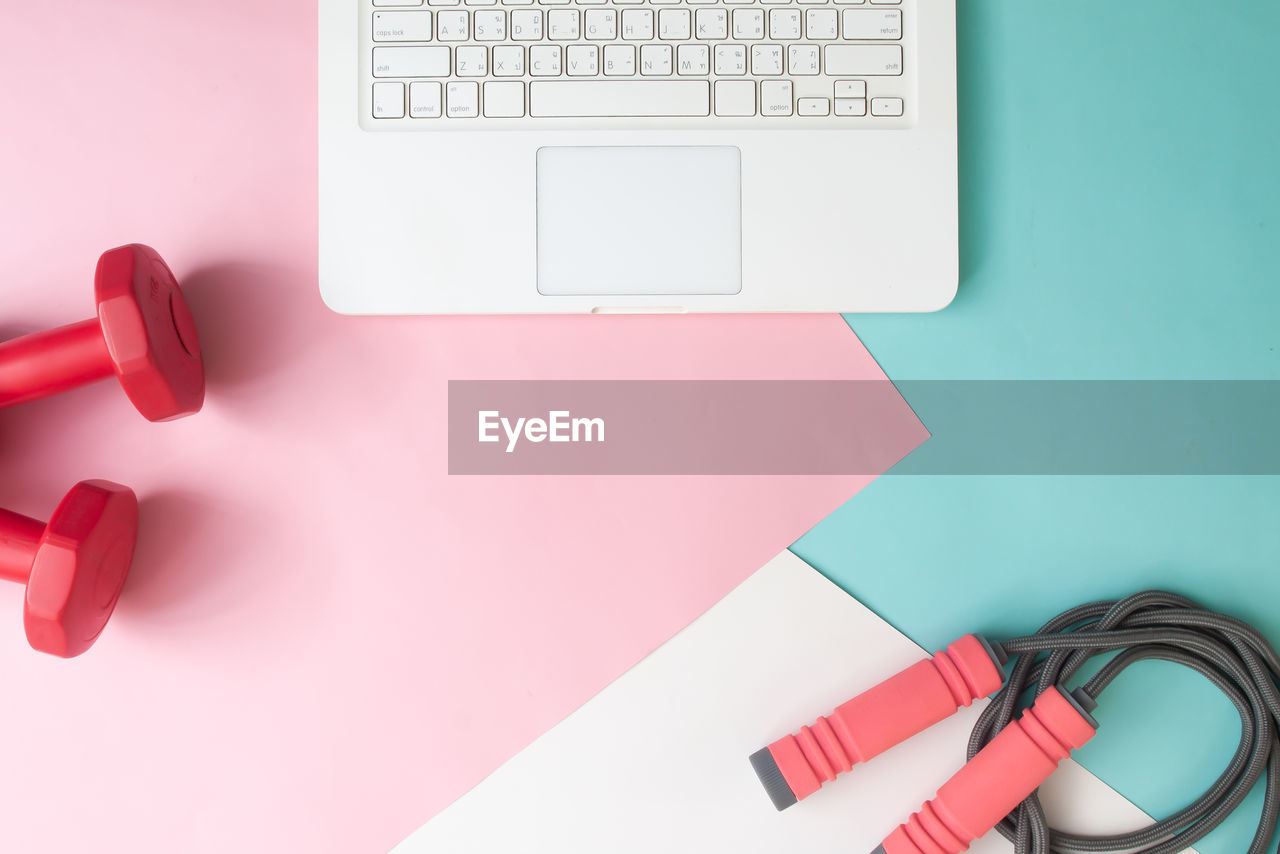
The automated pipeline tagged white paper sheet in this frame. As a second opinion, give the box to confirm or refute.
[395,550,1187,853]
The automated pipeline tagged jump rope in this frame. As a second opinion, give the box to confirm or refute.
[750,590,1280,854]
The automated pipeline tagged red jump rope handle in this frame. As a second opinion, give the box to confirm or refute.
[877,686,1098,854]
[749,634,1007,810]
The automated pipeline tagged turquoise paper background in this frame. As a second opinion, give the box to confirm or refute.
[794,2,1280,851]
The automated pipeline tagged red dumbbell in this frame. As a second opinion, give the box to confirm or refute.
[0,480,138,657]
[0,244,204,421]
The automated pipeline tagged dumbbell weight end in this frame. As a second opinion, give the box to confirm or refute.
[0,481,138,657]
[0,245,204,421]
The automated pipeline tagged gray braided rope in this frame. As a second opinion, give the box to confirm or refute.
[974,591,1280,854]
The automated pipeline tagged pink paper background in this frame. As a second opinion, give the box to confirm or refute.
[0,3,906,851]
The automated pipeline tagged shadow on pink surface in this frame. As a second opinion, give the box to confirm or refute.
[120,490,254,624]
[181,263,327,412]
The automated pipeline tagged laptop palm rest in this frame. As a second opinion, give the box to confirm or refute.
[536,146,743,297]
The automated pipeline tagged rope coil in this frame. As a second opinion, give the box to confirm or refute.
[976,591,1280,854]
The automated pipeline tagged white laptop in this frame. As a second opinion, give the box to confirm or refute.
[319,0,957,314]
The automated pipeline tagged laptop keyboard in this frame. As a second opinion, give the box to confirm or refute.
[364,0,911,126]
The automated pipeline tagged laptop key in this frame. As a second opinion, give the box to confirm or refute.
[842,8,901,40]
[372,11,433,42]
[714,79,756,116]
[372,82,406,118]
[760,79,793,115]
[797,96,829,115]
[373,46,451,77]
[529,80,710,116]
[483,81,526,116]
[446,81,480,116]
[870,96,903,116]
[409,81,443,117]
[834,96,866,116]
[823,44,901,75]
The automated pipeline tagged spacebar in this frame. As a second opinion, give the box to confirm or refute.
[530,81,710,118]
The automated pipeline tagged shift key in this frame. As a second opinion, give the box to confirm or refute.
[823,45,902,76]
[373,46,451,78]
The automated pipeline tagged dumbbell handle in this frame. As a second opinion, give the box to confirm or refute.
[876,687,1098,854]
[0,508,47,583]
[0,319,115,408]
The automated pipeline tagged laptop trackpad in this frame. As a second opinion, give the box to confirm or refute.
[536,146,742,297]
